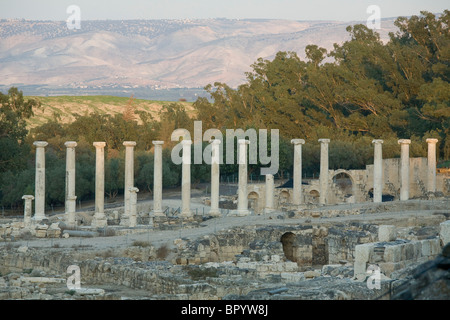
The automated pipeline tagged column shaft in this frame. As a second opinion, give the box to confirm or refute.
[152,141,164,216]
[319,139,330,205]
[122,141,136,225]
[264,174,275,213]
[426,138,438,192]
[398,139,411,201]
[92,142,107,227]
[65,141,77,226]
[372,140,383,203]
[236,139,250,215]
[129,187,139,227]
[181,140,192,217]
[33,141,48,221]
[209,139,221,217]
[291,139,305,205]
[22,195,34,228]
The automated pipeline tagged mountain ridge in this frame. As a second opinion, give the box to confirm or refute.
[0,18,400,95]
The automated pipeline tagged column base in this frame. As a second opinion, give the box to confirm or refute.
[208,209,221,217]
[129,216,137,228]
[180,210,193,218]
[229,209,251,217]
[151,210,166,217]
[66,211,77,228]
[120,217,130,226]
[91,214,108,228]
[32,215,46,222]
[263,208,276,214]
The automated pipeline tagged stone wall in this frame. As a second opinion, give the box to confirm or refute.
[354,238,441,278]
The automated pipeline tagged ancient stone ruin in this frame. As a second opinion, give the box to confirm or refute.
[0,137,448,300]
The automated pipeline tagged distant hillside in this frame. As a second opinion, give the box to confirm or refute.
[1,18,400,95]
[25,95,194,129]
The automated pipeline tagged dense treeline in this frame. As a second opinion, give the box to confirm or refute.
[0,11,448,209]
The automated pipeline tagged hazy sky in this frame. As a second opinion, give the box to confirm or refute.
[1,0,447,21]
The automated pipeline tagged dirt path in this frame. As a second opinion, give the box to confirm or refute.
[11,198,449,251]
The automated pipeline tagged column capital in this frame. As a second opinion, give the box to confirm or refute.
[398,139,411,145]
[318,139,330,144]
[22,195,34,200]
[152,141,164,145]
[123,141,137,147]
[238,139,250,145]
[33,141,48,148]
[372,139,384,144]
[93,142,106,148]
[128,187,139,193]
[426,138,438,144]
[64,141,77,148]
[291,139,305,145]
[209,139,222,145]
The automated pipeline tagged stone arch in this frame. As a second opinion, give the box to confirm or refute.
[309,190,320,204]
[279,190,290,204]
[280,232,296,262]
[248,191,259,213]
[330,170,357,203]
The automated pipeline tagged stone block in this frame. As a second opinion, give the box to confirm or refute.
[354,261,367,276]
[379,225,396,242]
[355,243,375,263]
[439,220,450,247]
[384,245,401,262]
[421,239,440,257]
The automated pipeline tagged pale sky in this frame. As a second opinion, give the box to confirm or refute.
[0,0,447,21]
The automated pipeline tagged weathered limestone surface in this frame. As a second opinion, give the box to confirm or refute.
[440,220,450,247]
[372,139,383,203]
[209,139,221,217]
[291,139,305,205]
[92,142,107,228]
[121,141,136,226]
[232,139,250,216]
[318,139,330,205]
[181,140,193,218]
[398,139,411,201]
[22,195,34,228]
[33,141,48,221]
[152,141,165,216]
[65,141,77,227]
[426,138,438,192]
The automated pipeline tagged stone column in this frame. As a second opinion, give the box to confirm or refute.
[264,174,275,213]
[33,141,48,221]
[291,139,305,205]
[180,140,193,218]
[65,141,77,227]
[209,139,221,217]
[22,195,34,228]
[152,141,165,216]
[236,139,250,216]
[372,139,384,203]
[129,187,139,228]
[92,142,107,227]
[398,139,411,201]
[426,138,438,193]
[121,141,136,226]
[318,139,330,205]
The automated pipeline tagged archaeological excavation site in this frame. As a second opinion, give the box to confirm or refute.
[0,138,449,301]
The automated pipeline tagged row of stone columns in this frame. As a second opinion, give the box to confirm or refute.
[24,136,439,224]
[288,138,439,205]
